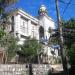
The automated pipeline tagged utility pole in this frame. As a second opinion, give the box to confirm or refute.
[55,0,68,75]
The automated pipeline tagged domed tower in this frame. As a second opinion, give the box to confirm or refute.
[38,5,56,64]
[38,5,47,15]
[38,5,55,43]
[38,5,48,42]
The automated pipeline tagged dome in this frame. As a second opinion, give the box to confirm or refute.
[40,5,47,12]
[38,5,47,15]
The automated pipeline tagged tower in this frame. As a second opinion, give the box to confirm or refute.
[38,5,47,42]
[38,5,56,64]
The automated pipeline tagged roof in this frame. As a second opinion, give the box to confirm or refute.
[45,14,54,22]
[11,8,39,24]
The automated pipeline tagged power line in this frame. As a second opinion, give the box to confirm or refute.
[59,0,75,5]
[55,0,68,73]
[60,0,72,16]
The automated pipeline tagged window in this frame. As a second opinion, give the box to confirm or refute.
[39,26,44,38]
[32,25,35,37]
[31,22,37,38]
[20,17,28,35]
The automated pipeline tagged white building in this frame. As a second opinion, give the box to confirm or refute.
[6,5,61,64]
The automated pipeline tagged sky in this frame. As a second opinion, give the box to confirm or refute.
[8,0,75,22]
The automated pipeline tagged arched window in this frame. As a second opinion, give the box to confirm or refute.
[11,16,14,32]
[39,26,44,39]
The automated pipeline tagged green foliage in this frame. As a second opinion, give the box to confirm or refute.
[62,18,75,48]
[63,18,75,65]
[0,7,4,14]
[0,33,19,61]
[21,37,42,59]
[6,34,18,61]
[63,18,75,29]
[0,0,18,14]
[67,43,75,65]
[0,28,6,39]
[0,0,18,62]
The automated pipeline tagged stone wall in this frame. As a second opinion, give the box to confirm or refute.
[0,64,29,75]
[0,64,52,75]
[32,64,51,75]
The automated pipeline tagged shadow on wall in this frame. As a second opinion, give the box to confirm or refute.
[29,63,33,75]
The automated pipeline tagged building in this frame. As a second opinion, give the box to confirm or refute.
[4,5,61,64]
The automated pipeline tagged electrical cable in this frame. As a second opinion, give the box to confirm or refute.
[59,0,75,5]
[61,0,72,16]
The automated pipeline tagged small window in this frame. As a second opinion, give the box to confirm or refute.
[11,16,14,32]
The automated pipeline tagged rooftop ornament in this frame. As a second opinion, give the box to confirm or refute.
[38,5,47,15]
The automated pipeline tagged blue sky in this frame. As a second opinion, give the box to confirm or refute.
[9,0,75,21]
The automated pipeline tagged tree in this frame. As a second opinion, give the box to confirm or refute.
[20,37,42,63]
[0,27,6,39]
[49,18,75,65]
[68,43,75,65]
[0,0,18,40]
[0,0,18,14]
[0,33,19,62]
[62,19,75,48]
[0,0,18,63]
[62,18,75,65]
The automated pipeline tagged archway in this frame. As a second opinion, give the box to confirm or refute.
[39,26,44,39]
